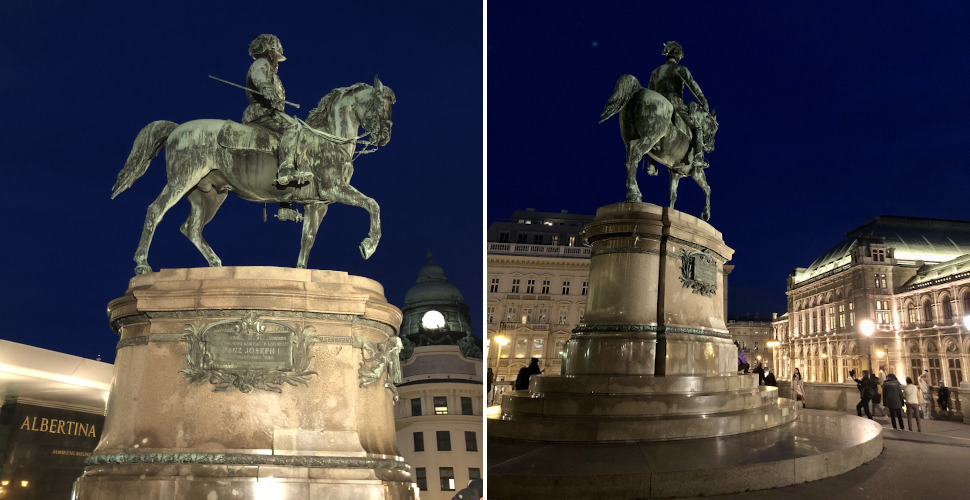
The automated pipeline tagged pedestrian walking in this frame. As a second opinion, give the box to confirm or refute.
[882,374,905,430]
[903,376,922,432]
[871,375,886,416]
[791,368,807,408]
[487,367,495,404]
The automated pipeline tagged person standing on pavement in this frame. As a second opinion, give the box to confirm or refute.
[903,376,923,432]
[919,369,933,417]
[882,374,905,430]
[853,370,873,419]
[791,368,807,408]
[871,375,886,417]
[487,367,494,403]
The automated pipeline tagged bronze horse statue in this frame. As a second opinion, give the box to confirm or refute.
[600,74,718,220]
[112,77,395,275]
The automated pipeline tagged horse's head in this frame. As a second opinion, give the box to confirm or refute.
[359,75,396,147]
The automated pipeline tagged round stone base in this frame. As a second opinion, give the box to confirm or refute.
[487,410,883,499]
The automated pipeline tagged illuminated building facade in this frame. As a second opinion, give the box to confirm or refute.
[485,209,593,389]
[779,216,970,386]
[727,319,772,369]
[0,341,111,500]
[394,254,482,499]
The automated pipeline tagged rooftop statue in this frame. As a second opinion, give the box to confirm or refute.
[111,34,396,274]
[600,41,718,221]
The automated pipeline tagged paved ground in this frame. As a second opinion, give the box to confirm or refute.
[683,411,970,499]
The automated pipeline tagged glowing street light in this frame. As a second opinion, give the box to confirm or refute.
[860,319,875,373]
[493,335,510,371]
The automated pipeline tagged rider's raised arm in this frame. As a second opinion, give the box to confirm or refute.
[679,66,709,112]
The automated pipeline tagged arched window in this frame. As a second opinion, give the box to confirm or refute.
[963,292,970,317]
[907,302,918,327]
[923,300,934,323]
[941,295,953,320]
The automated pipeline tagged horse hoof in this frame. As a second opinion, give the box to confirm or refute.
[359,241,376,260]
[134,263,153,275]
[702,211,711,221]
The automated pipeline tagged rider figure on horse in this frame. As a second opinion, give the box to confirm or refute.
[243,34,312,189]
[647,41,709,175]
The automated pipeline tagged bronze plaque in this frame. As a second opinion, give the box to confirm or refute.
[204,331,294,371]
[692,256,718,287]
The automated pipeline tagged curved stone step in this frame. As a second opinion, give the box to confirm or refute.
[490,399,799,442]
[531,373,762,395]
[487,410,883,499]
[501,385,781,418]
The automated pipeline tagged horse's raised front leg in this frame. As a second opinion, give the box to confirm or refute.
[692,168,712,221]
[180,182,229,267]
[297,203,329,269]
[326,183,381,259]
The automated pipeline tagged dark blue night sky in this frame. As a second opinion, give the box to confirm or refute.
[1,1,482,362]
[486,3,970,319]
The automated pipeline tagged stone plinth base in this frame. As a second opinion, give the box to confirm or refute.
[488,410,883,499]
[74,267,415,500]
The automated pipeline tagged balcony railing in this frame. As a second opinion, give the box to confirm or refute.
[499,322,550,331]
[487,242,591,258]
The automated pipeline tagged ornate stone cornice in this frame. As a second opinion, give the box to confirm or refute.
[86,452,409,470]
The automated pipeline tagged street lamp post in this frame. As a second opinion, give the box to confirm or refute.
[860,319,875,374]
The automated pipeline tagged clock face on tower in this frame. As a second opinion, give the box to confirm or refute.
[421,310,446,329]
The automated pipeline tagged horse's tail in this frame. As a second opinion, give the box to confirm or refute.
[111,120,179,199]
[599,74,642,123]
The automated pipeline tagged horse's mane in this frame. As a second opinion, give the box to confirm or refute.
[305,83,370,129]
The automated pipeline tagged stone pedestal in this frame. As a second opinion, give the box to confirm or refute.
[488,203,881,498]
[74,267,416,500]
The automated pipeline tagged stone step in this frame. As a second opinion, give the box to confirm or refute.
[501,385,781,417]
[489,399,799,442]
[530,372,763,395]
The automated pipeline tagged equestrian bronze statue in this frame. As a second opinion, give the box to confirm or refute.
[111,76,395,274]
[600,41,718,221]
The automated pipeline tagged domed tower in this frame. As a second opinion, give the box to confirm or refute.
[400,252,481,359]
[394,252,482,498]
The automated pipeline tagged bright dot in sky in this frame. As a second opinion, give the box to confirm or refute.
[592,40,599,48]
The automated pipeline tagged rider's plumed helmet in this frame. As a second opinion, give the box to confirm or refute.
[249,34,286,61]
[662,41,684,61]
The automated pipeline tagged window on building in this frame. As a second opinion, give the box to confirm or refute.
[522,307,533,323]
[434,396,448,415]
[526,279,535,294]
[498,232,510,243]
[489,278,499,293]
[838,304,846,329]
[568,236,575,246]
[964,293,970,317]
[562,281,571,295]
[532,337,543,351]
[533,234,543,244]
[582,281,588,295]
[506,306,516,322]
[439,467,456,491]
[948,358,963,385]
[487,306,495,324]
[908,304,917,326]
[511,279,520,293]
[465,431,478,451]
[469,468,481,480]
[410,398,421,416]
[911,359,922,385]
[828,307,835,330]
[415,468,427,491]
[413,432,424,452]
[872,249,885,262]
[436,431,452,451]
[820,309,826,332]
[558,307,568,325]
[461,397,473,415]
[555,339,566,358]
[541,280,550,294]
[942,298,953,320]
[929,358,943,386]
[849,302,855,327]
[923,300,933,323]
[517,233,528,243]
[515,337,529,356]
